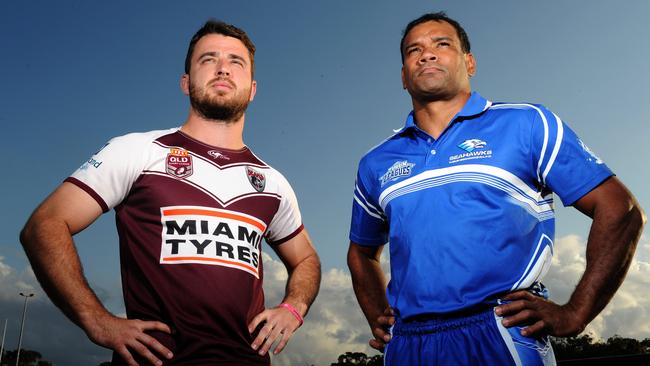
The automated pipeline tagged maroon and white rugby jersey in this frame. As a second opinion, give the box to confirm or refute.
[67,128,304,365]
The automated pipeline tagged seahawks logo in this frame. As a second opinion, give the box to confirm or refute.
[458,139,487,152]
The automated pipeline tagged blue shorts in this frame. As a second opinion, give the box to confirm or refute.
[384,307,556,366]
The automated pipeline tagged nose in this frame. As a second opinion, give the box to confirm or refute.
[419,48,437,64]
[215,59,231,77]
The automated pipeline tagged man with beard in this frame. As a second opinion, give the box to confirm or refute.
[347,12,644,365]
[20,20,321,366]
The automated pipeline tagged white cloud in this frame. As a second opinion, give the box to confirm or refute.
[539,235,650,341]
[0,256,12,277]
[2,236,647,366]
[264,253,380,366]
[0,256,43,302]
[0,256,112,364]
[264,235,650,365]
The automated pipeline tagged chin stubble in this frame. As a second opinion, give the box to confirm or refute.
[189,82,250,123]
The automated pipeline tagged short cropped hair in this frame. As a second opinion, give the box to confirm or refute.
[400,12,471,63]
[184,20,256,76]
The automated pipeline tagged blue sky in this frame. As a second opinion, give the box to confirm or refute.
[1,1,649,365]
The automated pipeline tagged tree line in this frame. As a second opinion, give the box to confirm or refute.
[0,349,51,366]
[2,334,650,365]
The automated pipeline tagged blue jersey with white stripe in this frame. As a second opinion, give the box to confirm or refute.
[349,92,612,318]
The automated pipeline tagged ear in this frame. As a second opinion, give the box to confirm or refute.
[401,66,407,90]
[465,52,476,78]
[180,74,190,96]
[248,80,257,102]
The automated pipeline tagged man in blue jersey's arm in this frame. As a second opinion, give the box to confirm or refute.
[347,12,645,366]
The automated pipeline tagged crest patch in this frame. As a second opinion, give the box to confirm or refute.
[166,147,193,179]
[246,166,266,192]
[379,160,415,186]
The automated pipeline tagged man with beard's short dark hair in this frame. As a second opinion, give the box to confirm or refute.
[20,20,321,366]
[185,20,256,76]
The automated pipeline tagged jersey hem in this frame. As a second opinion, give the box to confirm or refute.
[349,233,386,246]
[268,224,304,246]
[561,171,614,206]
[64,177,110,213]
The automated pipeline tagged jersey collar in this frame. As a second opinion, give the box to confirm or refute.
[457,91,492,118]
[395,91,492,134]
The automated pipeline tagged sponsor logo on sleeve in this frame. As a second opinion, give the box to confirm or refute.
[160,206,266,278]
[379,160,416,187]
[79,157,103,171]
[246,166,266,192]
[166,147,193,179]
[449,139,492,164]
[577,139,603,164]
[80,143,109,171]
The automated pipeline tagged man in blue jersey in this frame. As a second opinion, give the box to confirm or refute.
[347,12,645,365]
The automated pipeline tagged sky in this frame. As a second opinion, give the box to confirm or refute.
[1,0,649,365]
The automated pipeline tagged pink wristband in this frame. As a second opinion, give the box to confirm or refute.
[279,303,304,326]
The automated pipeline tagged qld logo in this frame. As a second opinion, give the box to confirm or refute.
[379,160,415,186]
[166,147,193,179]
[458,139,487,152]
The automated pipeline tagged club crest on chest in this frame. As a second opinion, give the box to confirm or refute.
[166,147,193,179]
[246,166,266,192]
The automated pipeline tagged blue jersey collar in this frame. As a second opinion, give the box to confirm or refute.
[396,92,492,133]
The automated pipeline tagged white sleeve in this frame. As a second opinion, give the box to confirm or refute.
[265,171,304,245]
[66,133,149,212]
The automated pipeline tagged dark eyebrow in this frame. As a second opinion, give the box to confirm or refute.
[404,36,454,51]
[197,51,218,60]
[432,36,453,43]
[229,54,247,64]
[197,51,247,65]
[403,41,422,51]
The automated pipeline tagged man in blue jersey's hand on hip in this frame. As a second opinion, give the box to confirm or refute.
[347,11,645,366]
